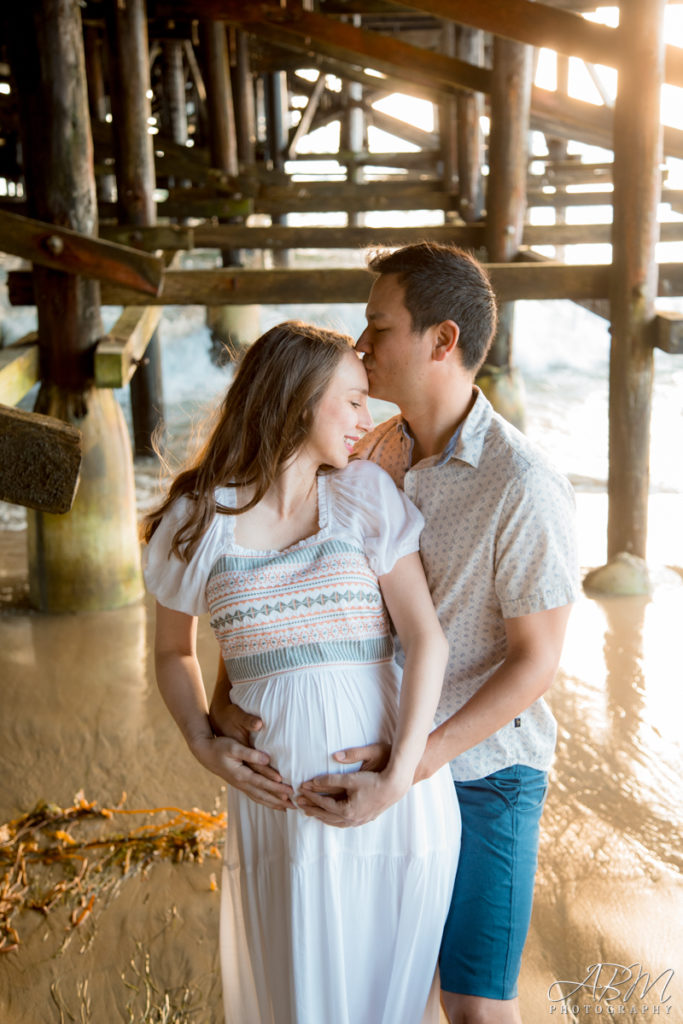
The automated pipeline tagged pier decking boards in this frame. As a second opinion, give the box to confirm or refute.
[0,0,678,606]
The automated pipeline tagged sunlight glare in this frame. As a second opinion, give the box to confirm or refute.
[371,94,434,133]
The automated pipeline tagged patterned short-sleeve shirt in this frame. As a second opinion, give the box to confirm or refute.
[355,387,579,781]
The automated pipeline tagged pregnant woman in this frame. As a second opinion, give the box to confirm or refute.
[142,321,460,1024]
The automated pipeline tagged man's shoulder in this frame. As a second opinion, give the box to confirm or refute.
[353,415,402,461]
[482,407,570,490]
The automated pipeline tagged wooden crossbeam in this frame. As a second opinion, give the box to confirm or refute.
[390,0,617,66]
[156,0,490,97]
[156,0,683,94]
[389,0,683,90]
[653,311,683,354]
[94,306,164,388]
[0,335,40,406]
[9,262,683,307]
[0,403,82,514]
[0,209,165,296]
[92,220,683,253]
[99,223,194,251]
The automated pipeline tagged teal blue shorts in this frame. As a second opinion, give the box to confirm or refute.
[439,764,548,1001]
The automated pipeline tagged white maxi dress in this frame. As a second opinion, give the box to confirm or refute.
[144,459,460,1024]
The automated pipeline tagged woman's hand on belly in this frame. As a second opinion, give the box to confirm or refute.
[192,732,295,811]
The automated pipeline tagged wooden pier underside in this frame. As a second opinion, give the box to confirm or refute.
[0,0,681,586]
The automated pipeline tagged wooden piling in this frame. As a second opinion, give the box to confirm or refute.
[200,20,258,356]
[340,15,365,228]
[482,37,534,430]
[200,21,239,179]
[607,0,666,559]
[84,25,116,204]
[160,38,190,190]
[230,30,257,168]
[6,0,142,611]
[107,0,165,456]
[455,27,485,223]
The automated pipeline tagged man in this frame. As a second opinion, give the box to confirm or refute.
[210,243,579,1023]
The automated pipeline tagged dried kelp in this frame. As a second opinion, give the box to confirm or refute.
[0,790,225,953]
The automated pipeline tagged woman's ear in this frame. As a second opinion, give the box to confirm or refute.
[432,320,460,362]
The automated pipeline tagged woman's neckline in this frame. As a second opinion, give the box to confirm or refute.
[222,472,330,555]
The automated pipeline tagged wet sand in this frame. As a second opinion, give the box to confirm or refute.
[0,513,681,1023]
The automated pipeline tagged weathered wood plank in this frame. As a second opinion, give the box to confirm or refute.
[11,261,683,307]
[0,336,40,405]
[94,306,164,388]
[5,263,620,306]
[191,223,485,250]
[0,403,82,514]
[652,310,683,354]
[113,220,683,252]
[0,208,164,296]
[99,223,194,250]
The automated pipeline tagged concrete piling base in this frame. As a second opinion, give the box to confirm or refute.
[476,363,527,433]
[27,386,143,612]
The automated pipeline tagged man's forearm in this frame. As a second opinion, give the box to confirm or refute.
[418,658,547,779]
[417,604,572,781]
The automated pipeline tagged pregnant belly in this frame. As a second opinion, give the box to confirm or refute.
[228,665,399,791]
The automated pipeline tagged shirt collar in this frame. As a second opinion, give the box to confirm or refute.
[398,387,492,470]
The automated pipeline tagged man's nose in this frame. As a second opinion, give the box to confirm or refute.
[355,330,370,353]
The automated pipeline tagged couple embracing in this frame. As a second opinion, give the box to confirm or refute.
[143,243,578,1024]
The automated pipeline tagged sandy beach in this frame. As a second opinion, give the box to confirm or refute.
[0,500,681,1023]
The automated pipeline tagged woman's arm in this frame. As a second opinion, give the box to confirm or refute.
[298,551,447,826]
[154,602,294,809]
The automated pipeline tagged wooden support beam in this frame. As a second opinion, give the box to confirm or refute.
[200,21,239,178]
[390,0,617,68]
[294,51,445,107]
[231,30,257,166]
[2,262,614,306]
[107,0,165,456]
[0,336,40,406]
[607,0,666,560]
[288,73,327,159]
[94,306,164,388]
[10,260,683,310]
[0,403,82,514]
[365,107,438,149]
[157,0,491,98]
[0,209,164,296]
[486,36,533,383]
[191,223,484,249]
[388,0,683,89]
[251,181,454,215]
[99,223,194,250]
[99,220,683,253]
[652,311,683,354]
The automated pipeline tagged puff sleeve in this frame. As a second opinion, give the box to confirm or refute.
[142,496,225,616]
[330,460,424,577]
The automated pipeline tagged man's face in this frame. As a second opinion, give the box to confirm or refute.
[355,273,432,406]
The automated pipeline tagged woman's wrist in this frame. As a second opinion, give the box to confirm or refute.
[187,718,215,756]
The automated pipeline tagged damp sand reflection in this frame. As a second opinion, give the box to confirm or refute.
[0,532,681,1022]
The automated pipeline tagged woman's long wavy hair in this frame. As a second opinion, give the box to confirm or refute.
[142,321,355,562]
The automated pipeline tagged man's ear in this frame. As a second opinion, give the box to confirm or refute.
[432,320,460,362]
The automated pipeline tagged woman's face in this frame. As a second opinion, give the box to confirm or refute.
[302,350,374,469]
